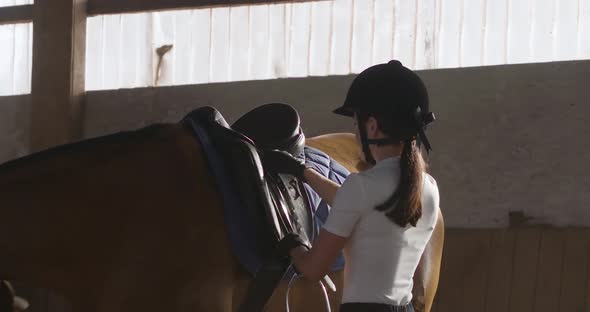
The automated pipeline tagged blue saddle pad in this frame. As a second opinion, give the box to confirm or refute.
[187,118,347,276]
[301,146,348,271]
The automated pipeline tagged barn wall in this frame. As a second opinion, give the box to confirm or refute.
[0,94,30,161]
[1,60,589,227]
[83,60,590,228]
[432,226,590,312]
[11,226,590,312]
[1,60,589,312]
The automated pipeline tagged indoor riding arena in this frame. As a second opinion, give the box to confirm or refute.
[0,0,589,311]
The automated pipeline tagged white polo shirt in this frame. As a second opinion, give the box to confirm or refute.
[322,156,439,305]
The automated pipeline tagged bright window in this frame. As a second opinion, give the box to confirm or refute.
[0,23,32,96]
[0,0,33,96]
[85,0,590,91]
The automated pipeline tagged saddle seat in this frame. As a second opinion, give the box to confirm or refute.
[232,103,306,157]
[182,103,314,257]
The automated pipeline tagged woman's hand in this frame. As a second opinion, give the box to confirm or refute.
[288,229,348,282]
[276,233,308,259]
[261,150,306,179]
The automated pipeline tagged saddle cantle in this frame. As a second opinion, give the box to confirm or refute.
[232,103,306,158]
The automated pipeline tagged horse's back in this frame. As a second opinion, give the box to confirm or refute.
[306,133,370,173]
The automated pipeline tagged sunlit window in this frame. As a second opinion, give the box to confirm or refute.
[0,23,32,96]
[85,0,590,91]
[0,0,33,8]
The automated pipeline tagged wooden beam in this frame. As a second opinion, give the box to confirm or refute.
[87,0,325,16]
[30,0,87,152]
[0,4,33,25]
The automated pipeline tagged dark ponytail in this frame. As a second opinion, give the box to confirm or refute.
[375,138,425,227]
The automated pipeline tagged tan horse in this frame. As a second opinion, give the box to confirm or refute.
[0,124,443,312]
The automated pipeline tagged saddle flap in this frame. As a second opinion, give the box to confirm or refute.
[266,173,314,245]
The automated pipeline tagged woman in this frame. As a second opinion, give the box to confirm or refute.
[264,60,439,312]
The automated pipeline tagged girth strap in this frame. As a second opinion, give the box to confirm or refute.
[237,253,291,312]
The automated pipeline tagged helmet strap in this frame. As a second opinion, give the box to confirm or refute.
[415,109,435,154]
[358,122,376,165]
[418,127,432,153]
[365,138,399,146]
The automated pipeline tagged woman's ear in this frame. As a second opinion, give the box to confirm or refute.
[366,116,379,138]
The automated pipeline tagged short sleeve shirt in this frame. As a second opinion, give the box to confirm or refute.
[322,157,440,305]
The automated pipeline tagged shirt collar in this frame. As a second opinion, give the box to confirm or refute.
[373,156,401,169]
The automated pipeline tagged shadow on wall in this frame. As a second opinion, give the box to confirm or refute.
[0,95,31,164]
[82,60,590,228]
[0,60,588,227]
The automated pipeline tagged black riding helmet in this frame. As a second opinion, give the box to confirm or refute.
[333,60,435,164]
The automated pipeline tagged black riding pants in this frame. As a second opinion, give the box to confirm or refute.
[339,302,415,312]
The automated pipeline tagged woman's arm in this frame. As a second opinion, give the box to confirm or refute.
[289,229,348,282]
[289,171,364,281]
[303,168,341,207]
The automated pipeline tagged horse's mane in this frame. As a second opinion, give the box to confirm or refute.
[0,123,175,175]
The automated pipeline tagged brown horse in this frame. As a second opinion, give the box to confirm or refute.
[0,123,443,312]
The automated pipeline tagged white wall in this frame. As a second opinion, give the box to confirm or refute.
[1,61,589,227]
[423,61,590,228]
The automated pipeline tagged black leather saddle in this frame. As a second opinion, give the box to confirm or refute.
[184,103,312,244]
[182,103,313,311]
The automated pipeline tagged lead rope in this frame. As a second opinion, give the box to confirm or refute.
[285,272,300,312]
[317,279,332,312]
[285,269,333,312]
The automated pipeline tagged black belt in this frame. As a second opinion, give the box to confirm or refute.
[340,302,414,312]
